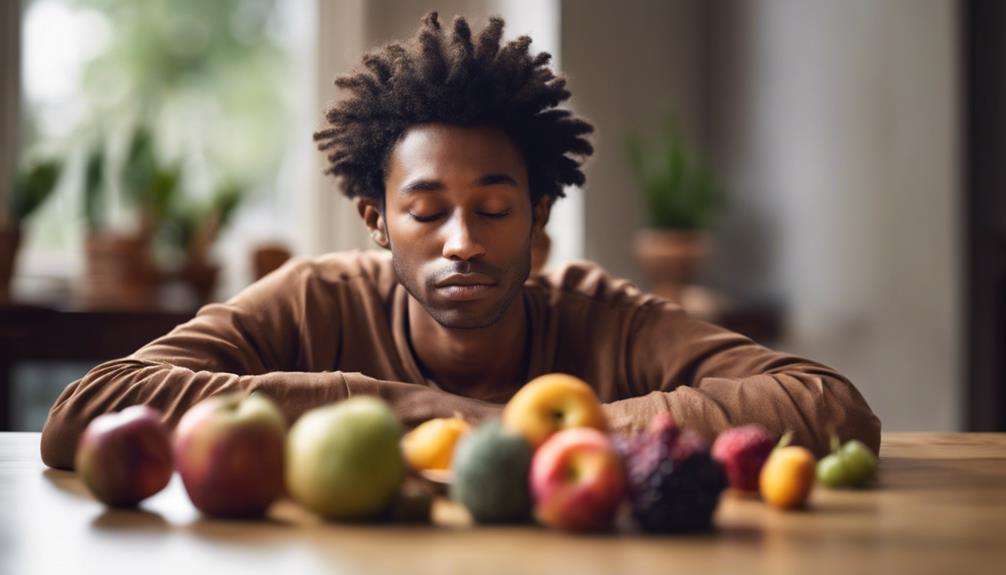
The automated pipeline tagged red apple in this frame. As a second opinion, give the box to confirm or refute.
[530,427,626,531]
[174,392,286,518]
[75,405,173,507]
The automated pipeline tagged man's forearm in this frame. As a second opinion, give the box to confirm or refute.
[602,372,881,457]
[40,359,337,470]
[40,360,502,470]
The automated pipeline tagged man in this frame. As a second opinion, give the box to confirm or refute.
[40,13,879,470]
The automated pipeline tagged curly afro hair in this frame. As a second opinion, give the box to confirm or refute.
[313,12,594,208]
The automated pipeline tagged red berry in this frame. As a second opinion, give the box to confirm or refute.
[711,425,775,492]
[671,429,709,463]
[646,412,680,440]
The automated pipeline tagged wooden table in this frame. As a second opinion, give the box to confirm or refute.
[2,433,1004,575]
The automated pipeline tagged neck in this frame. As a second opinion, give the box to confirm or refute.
[407,292,528,397]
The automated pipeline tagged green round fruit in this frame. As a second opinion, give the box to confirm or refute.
[816,453,852,488]
[839,440,877,486]
[450,421,533,523]
[286,397,405,520]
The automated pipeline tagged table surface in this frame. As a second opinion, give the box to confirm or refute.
[2,432,1005,575]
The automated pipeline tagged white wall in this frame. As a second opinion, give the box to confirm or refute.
[561,0,706,281]
[311,0,371,255]
[706,0,962,431]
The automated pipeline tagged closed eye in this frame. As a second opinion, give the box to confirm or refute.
[409,212,446,223]
[480,210,511,219]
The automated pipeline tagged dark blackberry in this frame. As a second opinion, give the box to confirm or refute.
[626,430,727,533]
[615,432,666,487]
[614,412,682,487]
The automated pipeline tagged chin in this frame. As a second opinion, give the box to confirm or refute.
[429,285,523,329]
[430,305,507,330]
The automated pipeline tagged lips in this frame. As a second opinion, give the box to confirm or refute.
[435,273,497,288]
[434,273,498,301]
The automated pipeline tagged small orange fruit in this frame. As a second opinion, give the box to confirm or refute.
[401,417,471,471]
[759,445,816,509]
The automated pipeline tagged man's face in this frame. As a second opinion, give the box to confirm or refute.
[368,124,546,329]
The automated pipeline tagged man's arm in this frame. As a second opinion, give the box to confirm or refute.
[603,301,881,457]
[41,296,501,471]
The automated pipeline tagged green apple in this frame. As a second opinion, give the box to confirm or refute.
[286,397,405,520]
[816,453,852,488]
[815,438,878,489]
[839,440,878,486]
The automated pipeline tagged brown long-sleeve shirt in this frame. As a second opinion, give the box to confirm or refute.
[40,250,880,470]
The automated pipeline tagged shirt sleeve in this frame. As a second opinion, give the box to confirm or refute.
[40,277,502,471]
[602,300,881,456]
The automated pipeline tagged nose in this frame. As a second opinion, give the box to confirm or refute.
[441,211,486,262]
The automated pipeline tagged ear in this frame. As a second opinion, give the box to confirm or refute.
[531,195,554,235]
[356,197,390,249]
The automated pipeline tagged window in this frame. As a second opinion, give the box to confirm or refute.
[17,0,315,297]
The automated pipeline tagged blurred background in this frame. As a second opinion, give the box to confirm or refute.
[0,0,1001,436]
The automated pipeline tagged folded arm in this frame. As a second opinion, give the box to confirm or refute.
[602,301,881,456]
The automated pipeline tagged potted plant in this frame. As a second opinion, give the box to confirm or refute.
[165,180,243,303]
[1,159,63,300]
[82,126,180,308]
[626,118,724,302]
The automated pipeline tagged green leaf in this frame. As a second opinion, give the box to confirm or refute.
[624,117,723,230]
[147,163,182,221]
[10,159,63,223]
[211,179,244,228]
[122,125,157,205]
[83,145,106,231]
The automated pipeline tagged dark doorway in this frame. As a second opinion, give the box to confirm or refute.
[965,0,1006,430]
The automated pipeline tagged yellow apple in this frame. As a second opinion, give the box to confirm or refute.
[401,417,470,471]
[502,373,607,447]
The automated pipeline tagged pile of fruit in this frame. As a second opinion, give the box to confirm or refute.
[74,373,878,532]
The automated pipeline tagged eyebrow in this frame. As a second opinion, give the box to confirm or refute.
[398,173,520,195]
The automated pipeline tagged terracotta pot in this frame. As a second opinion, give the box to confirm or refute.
[0,227,21,301]
[181,257,220,304]
[531,229,552,274]
[84,232,158,308]
[633,228,711,303]
[252,243,292,281]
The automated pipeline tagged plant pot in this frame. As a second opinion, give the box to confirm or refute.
[84,232,158,308]
[251,243,292,281]
[633,228,711,303]
[181,257,220,304]
[0,227,21,301]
